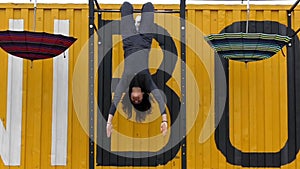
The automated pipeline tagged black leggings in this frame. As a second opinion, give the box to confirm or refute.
[121,2,154,58]
[121,2,154,37]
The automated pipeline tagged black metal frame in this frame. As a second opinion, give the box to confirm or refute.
[288,0,300,39]
[95,9,180,13]
[88,1,95,169]
[88,0,186,169]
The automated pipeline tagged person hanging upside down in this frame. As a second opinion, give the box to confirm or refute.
[106,2,168,138]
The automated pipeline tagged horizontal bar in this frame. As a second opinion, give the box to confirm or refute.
[291,28,300,38]
[288,0,300,13]
[94,9,180,13]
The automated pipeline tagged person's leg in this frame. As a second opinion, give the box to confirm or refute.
[120,2,136,39]
[137,2,154,49]
[139,2,154,34]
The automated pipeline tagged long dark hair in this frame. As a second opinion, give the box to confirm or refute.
[121,74,154,122]
[121,92,154,122]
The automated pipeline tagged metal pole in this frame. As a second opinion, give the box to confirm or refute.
[287,1,293,44]
[291,28,300,38]
[288,0,300,39]
[94,9,180,13]
[180,0,187,169]
[288,0,300,14]
[89,0,95,169]
[286,1,297,166]
[246,0,250,33]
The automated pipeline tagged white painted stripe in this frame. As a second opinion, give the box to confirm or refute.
[0,19,23,166]
[51,20,70,166]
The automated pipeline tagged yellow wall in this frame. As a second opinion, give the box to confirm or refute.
[0,3,89,169]
[0,3,299,169]
[186,4,297,169]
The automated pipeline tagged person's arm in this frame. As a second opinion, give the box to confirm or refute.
[107,76,129,137]
[160,113,168,136]
[108,74,130,115]
[106,114,114,137]
[144,74,168,136]
[144,74,166,115]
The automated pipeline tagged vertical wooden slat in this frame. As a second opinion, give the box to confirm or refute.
[270,10,281,164]
[77,8,89,169]
[278,10,288,159]
[230,12,241,163]
[262,11,274,159]
[247,8,258,166]
[0,10,7,154]
[0,10,10,158]
[193,9,203,169]
[25,8,44,169]
[20,8,29,169]
[241,62,249,160]
[71,7,87,168]
[202,9,211,169]
[72,13,88,165]
[186,9,196,169]
[66,8,75,169]
[40,8,53,169]
[172,11,182,169]
[246,10,256,167]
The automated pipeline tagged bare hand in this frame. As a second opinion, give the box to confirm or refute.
[106,123,113,138]
[160,121,168,136]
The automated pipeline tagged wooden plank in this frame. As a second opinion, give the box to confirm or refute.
[186,9,196,169]
[270,9,281,155]
[263,10,274,154]
[193,9,204,169]
[40,8,53,169]
[241,63,250,157]
[278,10,288,157]
[247,7,258,166]
[73,8,89,169]
[0,12,10,168]
[24,13,43,169]
[19,9,28,169]
[202,9,212,169]
[66,8,75,169]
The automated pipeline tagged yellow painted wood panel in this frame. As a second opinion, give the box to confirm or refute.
[0,3,299,169]
[0,4,88,169]
[186,5,297,169]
